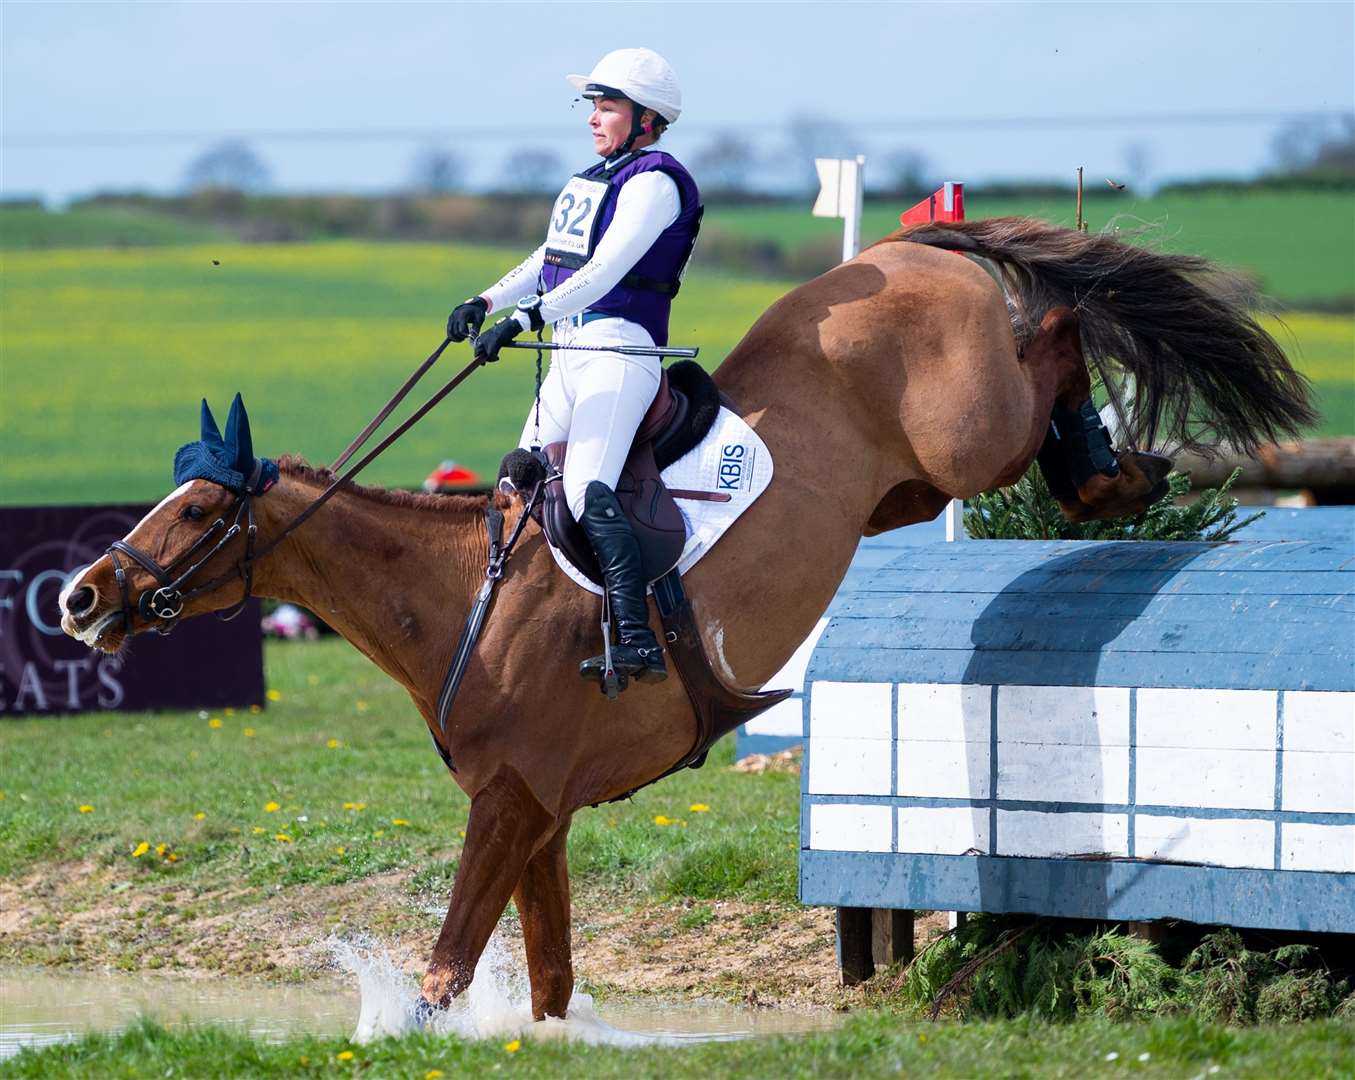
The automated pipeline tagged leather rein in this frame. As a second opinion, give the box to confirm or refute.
[105,335,490,638]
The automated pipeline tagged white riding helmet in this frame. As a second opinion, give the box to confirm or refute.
[566,48,682,125]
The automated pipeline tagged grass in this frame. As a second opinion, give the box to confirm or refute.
[0,242,784,506]
[0,638,800,906]
[0,204,230,248]
[1,241,1350,508]
[705,189,1355,308]
[4,1012,1353,1079]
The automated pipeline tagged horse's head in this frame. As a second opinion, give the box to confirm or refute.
[60,394,278,653]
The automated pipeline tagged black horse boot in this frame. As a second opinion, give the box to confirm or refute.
[577,480,667,685]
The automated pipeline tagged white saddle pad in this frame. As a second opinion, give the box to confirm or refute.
[546,405,774,595]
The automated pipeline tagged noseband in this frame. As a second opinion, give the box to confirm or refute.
[107,492,258,636]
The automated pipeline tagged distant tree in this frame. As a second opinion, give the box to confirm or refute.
[1270,114,1355,178]
[410,147,465,194]
[183,140,271,194]
[690,132,757,195]
[785,114,860,193]
[878,147,931,197]
[497,148,564,195]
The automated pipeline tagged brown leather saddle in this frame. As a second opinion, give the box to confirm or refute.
[486,359,791,800]
[530,360,723,587]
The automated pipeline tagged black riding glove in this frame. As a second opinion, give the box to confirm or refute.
[473,315,524,362]
[446,297,488,342]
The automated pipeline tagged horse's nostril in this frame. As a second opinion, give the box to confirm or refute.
[67,585,96,615]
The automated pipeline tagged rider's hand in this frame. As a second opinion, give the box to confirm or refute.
[446,297,488,342]
[473,315,524,362]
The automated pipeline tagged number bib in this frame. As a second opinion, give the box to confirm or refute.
[545,174,609,260]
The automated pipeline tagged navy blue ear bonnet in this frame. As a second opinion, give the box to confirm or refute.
[173,393,279,496]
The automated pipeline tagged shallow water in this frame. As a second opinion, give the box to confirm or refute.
[1,933,838,1060]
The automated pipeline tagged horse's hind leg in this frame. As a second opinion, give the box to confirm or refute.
[420,765,557,1009]
[513,820,574,1020]
[1032,309,1172,522]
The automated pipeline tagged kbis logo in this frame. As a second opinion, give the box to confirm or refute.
[717,443,752,492]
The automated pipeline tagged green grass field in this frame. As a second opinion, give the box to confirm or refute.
[7,1013,1352,1079]
[0,640,796,915]
[705,189,1355,308]
[2,241,1350,506]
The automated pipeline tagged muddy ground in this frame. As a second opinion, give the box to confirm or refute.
[0,858,948,1009]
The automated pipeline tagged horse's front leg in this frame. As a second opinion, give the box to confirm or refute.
[513,818,574,1020]
[421,764,557,1008]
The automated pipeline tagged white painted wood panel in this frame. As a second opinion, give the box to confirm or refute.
[809,803,893,852]
[998,743,1130,803]
[897,682,991,742]
[1136,688,1276,750]
[809,681,892,740]
[1281,751,1355,814]
[995,810,1128,858]
[1284,691,1354,753]
[1136,747,1276,810]
[896,739,990,799]
[1136,814,1275,869]
[807,736,892,796]
[1280,823,1355,873]
[897,806,990,855]
[998,685,1131,746]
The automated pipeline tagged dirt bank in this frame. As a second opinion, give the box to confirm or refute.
[0,859,947,1008]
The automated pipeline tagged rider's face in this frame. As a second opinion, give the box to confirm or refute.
[589,97,633,157]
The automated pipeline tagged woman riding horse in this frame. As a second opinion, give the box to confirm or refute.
[446,47,702,688]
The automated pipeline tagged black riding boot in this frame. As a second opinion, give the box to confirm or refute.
[577,481,667,685]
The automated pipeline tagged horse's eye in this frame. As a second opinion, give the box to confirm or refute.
[182,505,206,522]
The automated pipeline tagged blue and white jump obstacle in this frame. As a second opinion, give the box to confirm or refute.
[784,511,1353,981]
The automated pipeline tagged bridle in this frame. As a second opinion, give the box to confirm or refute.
[107,474,260,636]
[101,334,490,638]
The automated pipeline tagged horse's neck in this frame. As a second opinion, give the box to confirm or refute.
[251,476,487,707]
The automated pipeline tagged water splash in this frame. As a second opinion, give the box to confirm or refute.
[330,932,689,1046]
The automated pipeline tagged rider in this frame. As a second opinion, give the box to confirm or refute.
[446,47,702,687]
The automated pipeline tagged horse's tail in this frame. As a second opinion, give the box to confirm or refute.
[886,216,1317,455]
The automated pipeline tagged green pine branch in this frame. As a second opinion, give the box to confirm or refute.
[963,467,1263,542]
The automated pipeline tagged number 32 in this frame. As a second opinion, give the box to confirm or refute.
[554,193,592,237]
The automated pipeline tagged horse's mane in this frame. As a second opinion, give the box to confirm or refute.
[277,454,491,515]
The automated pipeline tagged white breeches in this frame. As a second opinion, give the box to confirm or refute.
[517,317,662,521]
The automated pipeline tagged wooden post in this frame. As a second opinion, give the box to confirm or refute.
[1075,166,1086,232]
[836,906,875,985]
[872,907,915,967]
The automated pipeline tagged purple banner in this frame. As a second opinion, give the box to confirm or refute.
[0,504,264,716]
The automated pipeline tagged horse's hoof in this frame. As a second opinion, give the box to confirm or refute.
[409,995,444,1030]
[1126,450,1173,487]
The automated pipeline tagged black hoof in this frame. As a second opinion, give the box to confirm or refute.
[1127,450,1174,488]
[409,995,444,1030]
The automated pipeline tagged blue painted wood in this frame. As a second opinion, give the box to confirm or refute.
[1234,506,1355,544]
[800,850,1355,933]
[737,510,1354,759]
[807,646,1355,692]
[808,540,1354,692]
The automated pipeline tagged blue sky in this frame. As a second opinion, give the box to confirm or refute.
[3,1,1352,203]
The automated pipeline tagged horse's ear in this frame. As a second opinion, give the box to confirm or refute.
[200,398,224,448]
[223,392,254,471]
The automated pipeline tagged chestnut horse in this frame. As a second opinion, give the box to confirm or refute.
[60,219,1313,1020]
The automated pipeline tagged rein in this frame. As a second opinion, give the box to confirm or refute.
[107,335,490,636]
